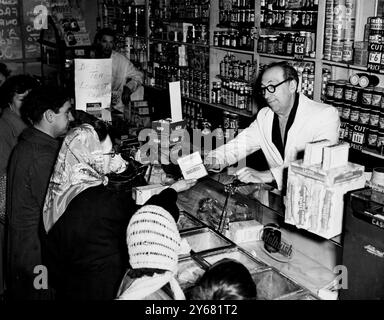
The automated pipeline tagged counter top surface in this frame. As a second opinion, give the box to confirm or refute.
[176,174,338,296]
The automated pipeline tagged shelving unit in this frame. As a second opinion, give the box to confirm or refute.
[40,16,93,93]
[98,0,384,161]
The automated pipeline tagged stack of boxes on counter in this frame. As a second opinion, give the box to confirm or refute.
[322,71,384,154]
[211,53,256,112]
[151,83,187,165]
[323,0,356,63]
[286,140,366,239]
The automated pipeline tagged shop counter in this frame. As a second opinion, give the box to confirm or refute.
[176,174,339,297]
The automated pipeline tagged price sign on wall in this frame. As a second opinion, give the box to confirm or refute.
[293,35,306,60]
[367,43,384,73]
[0,1,23,60]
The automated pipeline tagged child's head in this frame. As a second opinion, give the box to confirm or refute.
[189,258,257,300]
[127,205,181,275]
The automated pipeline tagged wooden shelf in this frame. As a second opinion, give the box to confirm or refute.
[362,148,384,160]
[215,74,254,84]
[322,60,368,72]
[204,102,253,118]
[261,26,317,33]
[213,46,254,54]
[149,38,209,48]
[217,22,255,29]
[144,85,253,118]
[258,53,316,62]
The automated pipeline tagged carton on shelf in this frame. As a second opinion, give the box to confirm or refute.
[285,160,366,239]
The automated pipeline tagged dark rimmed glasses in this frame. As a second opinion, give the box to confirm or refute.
[103,148,119,158]
[260,78,293,95]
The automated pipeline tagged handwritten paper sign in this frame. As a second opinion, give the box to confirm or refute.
[0,0,23,60]
[22,0,50,58]
[75,58,112,118]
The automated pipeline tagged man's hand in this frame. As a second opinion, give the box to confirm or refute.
[170,179,198,193]
[235,167,274,184]
[122,86,132,105]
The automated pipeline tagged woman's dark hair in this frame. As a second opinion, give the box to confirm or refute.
[70,110,111,142]
[0,62,10,78]
[20,85,70,125]
[0,74,40,109]
[189,258,257,300]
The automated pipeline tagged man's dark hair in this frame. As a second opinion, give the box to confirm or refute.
[0,74,40,109]
[253,61,299,109]
[20,85,70,125]
[257,61,299,90]
[93,27,116,45]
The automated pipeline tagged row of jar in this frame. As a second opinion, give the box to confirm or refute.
[329,99,384,130]
[211,81,254,112]
[213,29,254,51]
[260,10,317,29]
[219,54,257,82]
[257,32,315,57]
[325,81,384,109]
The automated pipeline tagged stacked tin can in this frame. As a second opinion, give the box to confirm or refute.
[331,0,345,62]
[324,71,384,153]
[323,0,334,60]
[325,0,356,62]
[343,0,356,63]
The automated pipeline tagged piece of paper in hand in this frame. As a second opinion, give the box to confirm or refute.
[177,152,208,180]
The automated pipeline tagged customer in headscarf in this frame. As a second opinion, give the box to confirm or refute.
[43,121,130,300]
[43,121,196,300]
[188,258,257,300]
[116,180,197,300]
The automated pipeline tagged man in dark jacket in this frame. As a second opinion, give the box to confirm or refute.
[6,86,74,300]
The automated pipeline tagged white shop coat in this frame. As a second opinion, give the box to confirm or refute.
[207,93,340,190]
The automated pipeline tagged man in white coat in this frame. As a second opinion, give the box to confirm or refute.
[93,28,144,107]
[205,61,340,190]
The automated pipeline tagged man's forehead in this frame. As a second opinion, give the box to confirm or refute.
[59,101,71,112]
[262,67,284,83]
[101,35,114,41]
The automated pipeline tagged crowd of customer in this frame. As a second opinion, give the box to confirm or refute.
[0,67,255,301]
[0,59,340,301]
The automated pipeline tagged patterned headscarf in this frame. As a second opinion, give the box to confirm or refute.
[43,124,108,233]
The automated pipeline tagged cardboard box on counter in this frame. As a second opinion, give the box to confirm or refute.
[132,184,169,205]
[285,161,366,239]
[289,160,365,186]
[225,220,264,244]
